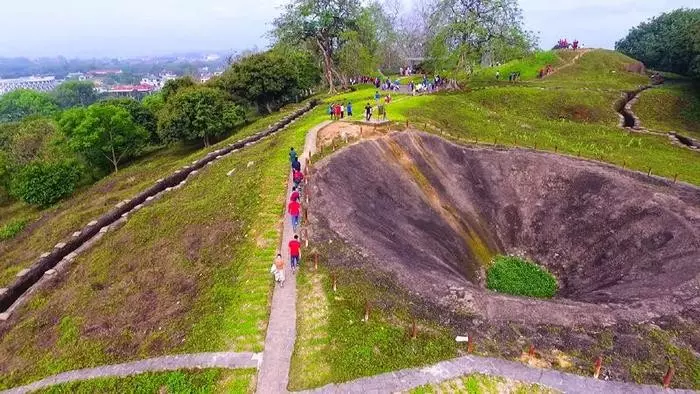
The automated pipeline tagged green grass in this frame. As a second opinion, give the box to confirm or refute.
[33,368,255,393]
[408,373,558,394]
[0,106,298,288]
[486,256,558,299]
[0,218,28,240]
[470,50,561,83]
[0,107,324,390]
[540,49,648,90]
[289,262,458,390]
[634,82,700,138]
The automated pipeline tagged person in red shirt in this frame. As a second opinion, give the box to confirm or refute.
[288,199,301,231]
[292,169,304,188]
[290,186,300,202]
[289,234,302,272]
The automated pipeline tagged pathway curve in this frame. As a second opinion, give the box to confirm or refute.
[1,352,260,394]
[299,355,695,394]
[256,121,330,394]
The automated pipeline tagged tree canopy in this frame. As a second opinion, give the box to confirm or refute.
[616,8,700,77]
[157,86,245,146]
[59,104,148,172]
[0,90,59,123]
[161,76,197,102]
[53,80,97,108]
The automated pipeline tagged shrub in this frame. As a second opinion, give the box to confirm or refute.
[0,218,28,240]
[10,161,80,207]
[486,255,557,298]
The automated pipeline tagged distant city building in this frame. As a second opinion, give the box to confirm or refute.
[205,54,221,62]
[0,76,59,95]
[88,69,123,77]
[106,84,154,99]
[66,72,87,81]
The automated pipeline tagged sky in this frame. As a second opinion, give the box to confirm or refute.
[0,0,695,58]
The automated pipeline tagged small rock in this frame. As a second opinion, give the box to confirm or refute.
[188,170,199,177]
[227,169,235,177]
[87,220,98,227]
[179,180,186,186]
[156,178,164,183]
[247,161,255,168]
[146,196,155,202]
[72,231,81,237]
[44,269,57,276]
[191,160,198,164]
[121,213,129,219]
[55,242,66,249]
[0,313,9,321]
[40,252,50,258]
[0,288,7,296]
[16,269,30,277]
[99,226,110,234]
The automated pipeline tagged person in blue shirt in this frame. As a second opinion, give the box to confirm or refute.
[346,101,353,117]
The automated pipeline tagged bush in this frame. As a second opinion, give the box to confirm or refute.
[486,255,557,298]
[0,218,28,240]
[10,161,80,207]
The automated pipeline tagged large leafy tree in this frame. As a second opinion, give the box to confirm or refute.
[616,8,700,77]
[273,0,363,93]
[53,80,97,108]
[0,90,59,123]
[98,98,159,143]
[427,0,536,72]
[157,86,245,146]
[219,48,319,113]
[60,104,148,173]
[161,76,196,102]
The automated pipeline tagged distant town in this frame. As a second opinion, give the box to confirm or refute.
[0,52,228,99]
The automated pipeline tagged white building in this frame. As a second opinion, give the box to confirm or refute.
[0,76,59,95]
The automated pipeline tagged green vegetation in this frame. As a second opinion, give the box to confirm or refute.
[0,107,319,389]
[9,161,81,207]
[540,50,648,89]
[53,81,98,109]
[486,256,557,299]
[0,89,59,123]
[0,218,28,240]
[408,373,558,394]
[634,83,700,138]
[289,259,457,390]
[470,51,560,83]
[616,8,700,78]
[33,368,254,394]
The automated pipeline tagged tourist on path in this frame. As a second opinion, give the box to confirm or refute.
[347,101,353,117]
[290,186,300,202]
[291,157,301,172]
[292,169,304,189]
[365,103,372,121]
[374,91,381,103]
[289,147,298,164]
[328,104,333,120]
[270,253,285,287]
[288,199,301,232]
[289,235,302,273]
[340,104,345,119]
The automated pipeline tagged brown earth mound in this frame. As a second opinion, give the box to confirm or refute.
[308,132,700,326]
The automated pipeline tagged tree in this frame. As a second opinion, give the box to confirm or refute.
[616,8,700,77]
[7,118,59,166]
[60,104,148,172]
[219,48,319,113]
[9,161,80,207]
[0,90,59,123]
[157,86,245,146]
[142,93,165,116]
[53,80,97,108]
[161,76,197,102]
[98,98,159,143]
[273,0,363,93]
[426,0,536,72]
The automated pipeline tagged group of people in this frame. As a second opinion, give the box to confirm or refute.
[557,38,580,50]
[408,74,447,93]
[270,147,306,287]
[328,102,353,120]
[398,66,414,76]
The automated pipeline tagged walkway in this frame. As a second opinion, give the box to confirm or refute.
[300,355,695,394]
[1,352,260,394]
[256,121,329,394]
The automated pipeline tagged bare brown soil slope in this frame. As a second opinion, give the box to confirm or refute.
[309,132,700,326]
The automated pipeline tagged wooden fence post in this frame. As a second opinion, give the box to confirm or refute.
[663,365,675,388]
[363,300,371,322]
[411,318,418,339]
[314,253,319,270]
[593,356,602,379]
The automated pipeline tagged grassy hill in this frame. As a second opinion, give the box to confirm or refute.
[633,81,700,138]
[1,48,698,392]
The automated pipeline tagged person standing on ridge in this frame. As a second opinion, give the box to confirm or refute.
[347,101,353,117]
[289,147,298,164]
[288,198,301,232]
[365,103,372,121]
[374,91,381,103]
[289,234,302,273]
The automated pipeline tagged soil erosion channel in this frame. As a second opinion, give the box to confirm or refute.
[309,131,700,326]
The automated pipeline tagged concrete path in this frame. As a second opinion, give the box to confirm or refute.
[1,352,260,394]
[300,355,695,394]
[256,121,330,394]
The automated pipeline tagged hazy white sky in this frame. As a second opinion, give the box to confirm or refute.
[0,0,695,58]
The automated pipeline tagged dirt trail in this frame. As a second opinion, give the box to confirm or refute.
[542,49,591,78]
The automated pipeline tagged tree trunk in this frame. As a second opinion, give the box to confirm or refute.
[316,38,335,93]
[111,145,119,173]
[265,102,274,114]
